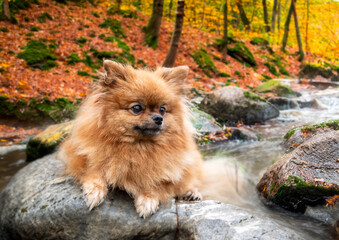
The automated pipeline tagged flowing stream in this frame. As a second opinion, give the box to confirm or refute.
[0,83,338,239]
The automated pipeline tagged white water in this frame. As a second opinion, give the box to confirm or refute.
[202,86,339,239]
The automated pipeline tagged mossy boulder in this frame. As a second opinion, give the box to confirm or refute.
[227,42,257,67]
[299,64,337,80]
[250,37,273,53]
[26,121,73,162]
[284,120,339,152]
[199,86,279,125]
[191,48,218,77]
[17,40,58,70]
[257,129,339,214]
[255,80,296,97]
[250,37,269,46]
[0,96,77,122]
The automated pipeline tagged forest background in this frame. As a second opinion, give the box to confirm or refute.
[0,0,338,143]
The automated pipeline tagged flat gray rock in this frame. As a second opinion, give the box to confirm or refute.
[177,201,304,240]
[0,154,307,240]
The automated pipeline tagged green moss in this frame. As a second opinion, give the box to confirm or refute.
[66,52,81,65]
[17,39,57,70]
[191,48,218,77]
[272,176,339,212]
[88,30,96,38]
[250,37,269,46]
[82,51,99,70]
[90,48,115,59]
[213,37,237,51]
[137,59,147,67]
[90,37,134,64]
[284,120,339,140]
[299,63,335,79]
[255,80,294,97]
[0,27,9,32]
[243,91,267,102]
[219,72,230,77]
[0,96,78,122]
[99,18,126,38]
[270,182,277,194]
[77,70,90,76]
[24,16,30,22]
[92,11,100,18]
[21,207,28,213]
[104,36,114,42]
[227,42,257,67]
[40,205,48,209]
[264,62,279,76]
[120,10,138,19]
[40,60,57,70]
[25,32,34,37]
[271,57,289,76]
[30,26,39,31]
[37,12,52,23]
[75,37,87,44]
[98,33,105,39]
[144,31,158,50]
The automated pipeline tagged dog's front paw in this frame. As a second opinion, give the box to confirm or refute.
[82,179,107,210]
[182,190,202,201]
[135,195,159,218]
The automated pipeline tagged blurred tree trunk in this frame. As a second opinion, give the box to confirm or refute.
[222,0,228,61]
[3,0,11,20]
[271,0,278,32]
[292,0,304,60]
[282,0,293,51]
[277,0,281,32]
[199,0,206,29]
[143,0,164,49]
[168,0,173,18]
[305,0,309,60]
[235,0,250,30]
[262,0,270,32]
[163,0,185,67]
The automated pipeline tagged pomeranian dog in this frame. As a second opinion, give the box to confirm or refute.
[58,60,205,218]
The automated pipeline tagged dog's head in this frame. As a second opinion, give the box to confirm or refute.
[94,60,189,142]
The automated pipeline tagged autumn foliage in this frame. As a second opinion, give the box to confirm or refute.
[0,0,337,104]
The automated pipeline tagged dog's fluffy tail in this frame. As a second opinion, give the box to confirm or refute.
[200,158,254,208]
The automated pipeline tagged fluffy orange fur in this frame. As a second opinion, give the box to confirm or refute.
[58,60,204,217]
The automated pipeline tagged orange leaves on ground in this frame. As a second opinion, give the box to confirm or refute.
[0,124,43,146]
[0,0,333,104]
[326,195,339,207]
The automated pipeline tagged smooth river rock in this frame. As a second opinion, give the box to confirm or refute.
[0,154,307,240]
[199,86,279,125]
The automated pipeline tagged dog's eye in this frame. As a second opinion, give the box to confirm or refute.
[159,106,166,115]
[131,105,143,114]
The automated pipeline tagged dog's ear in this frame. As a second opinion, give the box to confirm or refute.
[157,66,189,94]
[100,60,130,87]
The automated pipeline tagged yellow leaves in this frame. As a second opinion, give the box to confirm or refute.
[0,61,11,69]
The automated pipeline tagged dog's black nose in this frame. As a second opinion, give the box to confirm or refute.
[152,115,163,125]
